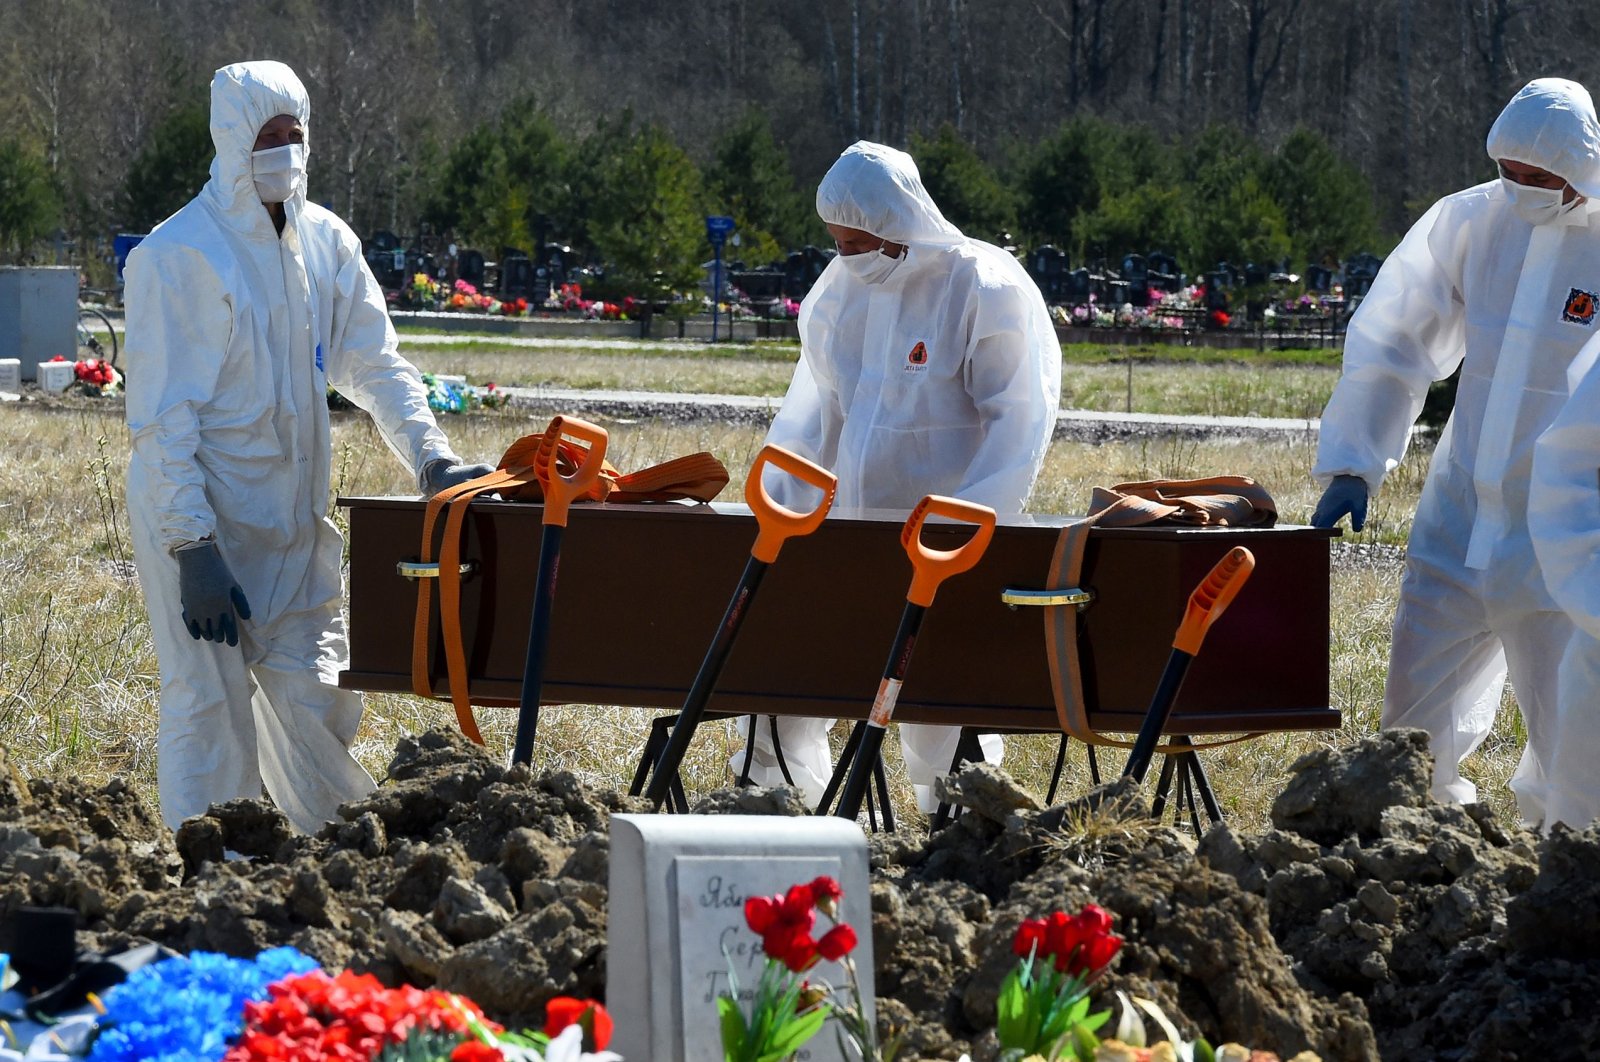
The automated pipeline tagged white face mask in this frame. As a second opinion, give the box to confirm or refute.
[252,143,306,205]
[838,245,906,285]
[1501,176,1572,226]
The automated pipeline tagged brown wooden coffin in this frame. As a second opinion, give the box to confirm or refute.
[338,497,1339,739]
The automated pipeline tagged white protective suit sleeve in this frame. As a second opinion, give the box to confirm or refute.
[1314,198,1468,493]
[124,247,231,551]
[1531,333,1600,640]
[955,273,1061,510]
[763,309,844,511]
[321,231,458,484]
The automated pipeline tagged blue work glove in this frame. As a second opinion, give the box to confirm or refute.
[419,458,496,497]
[1311,474,1368,531]
[176,540,252,647]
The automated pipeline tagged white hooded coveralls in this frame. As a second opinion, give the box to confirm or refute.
[736,142,1061,811]
[125,61,460,832]
[1529,330,1600,828]
[1314,78,1600,822]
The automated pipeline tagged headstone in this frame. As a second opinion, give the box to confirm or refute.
[37,360,74,393]
[1064,267,1092,305]
[457,249,487,290]
[1028,245,1069,304]
[0,359,20,393]
[1204,272,1232,312]
[0,268,77,382]
[499,254,534,299]
[1146,251,1180,293]
[608,814,874,1062]
[732,269,783,301]
[1344,252,1383,298]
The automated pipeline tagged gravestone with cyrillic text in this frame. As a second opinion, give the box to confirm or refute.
[607,814,874,1062]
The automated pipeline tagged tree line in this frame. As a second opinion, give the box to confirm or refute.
[1,0,1594,289]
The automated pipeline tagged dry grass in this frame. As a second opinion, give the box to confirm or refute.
[1055,362,1338,420]
[404,343,798,397]
[398,337,1343,420]
[0,371,1527,834]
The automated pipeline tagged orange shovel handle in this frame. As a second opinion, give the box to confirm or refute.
[1173,546,1255,655]
[745,445,838,563]
[902,495,997,607]
[540,415,609,527]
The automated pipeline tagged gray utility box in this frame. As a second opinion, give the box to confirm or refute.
[0,267,78,382]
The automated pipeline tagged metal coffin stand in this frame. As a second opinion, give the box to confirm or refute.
[338,497,1339,812]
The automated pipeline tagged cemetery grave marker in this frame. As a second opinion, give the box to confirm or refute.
[608,814,874,1062]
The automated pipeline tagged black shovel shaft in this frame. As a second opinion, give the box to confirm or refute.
[836,602,926,819]
[513,523,565,766]
[1123,648,1195,784]
[646,555,770,805]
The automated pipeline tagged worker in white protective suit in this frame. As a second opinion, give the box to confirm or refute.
[1310,77,1600,824]
[124,61,493,834]
[734,141,1061,813]
[1529,329,1600,828]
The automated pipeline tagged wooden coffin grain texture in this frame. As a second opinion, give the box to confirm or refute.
[338,497,1340,737]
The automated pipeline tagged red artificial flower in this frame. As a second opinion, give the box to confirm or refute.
[780,882,815,920]
[1077,904,1113,937]
[543,997,613,1051]
[1013,906,1124,977]
[817,923,857,962]
[765,924,820,972]
[1013,917,1048,958]
[809,876,842,904]
[745,895,780,935]
[224,968,499,1061]
[1072,930,1123,976]
[1042,910,1082,969]
[451,1042,503,1062]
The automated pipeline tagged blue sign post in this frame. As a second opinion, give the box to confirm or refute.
[706,215,736,343]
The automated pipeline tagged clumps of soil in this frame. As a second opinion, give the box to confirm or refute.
[0,727,1595,1060]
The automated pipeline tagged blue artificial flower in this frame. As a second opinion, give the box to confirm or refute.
[87,947,321,1062]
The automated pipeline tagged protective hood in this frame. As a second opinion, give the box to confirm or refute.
[204,60,311,227]
[815,141,964,247]
[1486,78,1600,198]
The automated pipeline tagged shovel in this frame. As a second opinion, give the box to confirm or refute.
[642,444,837,808]
[512,415,609,766]
[823,495,997,822]
[1122,545,1255,785]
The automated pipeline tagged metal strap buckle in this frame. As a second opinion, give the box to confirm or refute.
[397,560,478,580]
[1000,586,1094,610]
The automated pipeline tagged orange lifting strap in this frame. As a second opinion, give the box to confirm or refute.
[1046,475,1276,754]
[409,425,730,744]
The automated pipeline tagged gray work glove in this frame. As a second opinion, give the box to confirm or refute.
[176,540,252,647]
[419,457,496,497]
[1310,474,1368,531]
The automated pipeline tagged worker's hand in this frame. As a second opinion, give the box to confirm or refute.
[175,540,252,647]
[419,458,496,497]
[1310,475,1368,531]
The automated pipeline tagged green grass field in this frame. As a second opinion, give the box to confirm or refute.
[0,348,1529,832]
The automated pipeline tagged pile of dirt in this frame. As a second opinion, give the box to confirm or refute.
[1,728,1595,1060]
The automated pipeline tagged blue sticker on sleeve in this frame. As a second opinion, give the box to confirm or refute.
[315,343,324,371]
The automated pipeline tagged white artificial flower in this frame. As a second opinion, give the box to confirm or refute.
[540,1024,624,1062]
